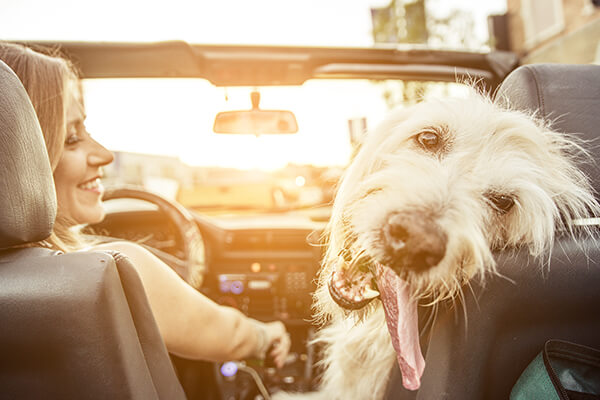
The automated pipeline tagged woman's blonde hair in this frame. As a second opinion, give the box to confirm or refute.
[0,42,84,251]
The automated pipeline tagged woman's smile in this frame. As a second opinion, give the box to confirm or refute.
[77,177,104,194]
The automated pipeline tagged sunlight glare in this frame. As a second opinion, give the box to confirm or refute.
[83,78,388,170]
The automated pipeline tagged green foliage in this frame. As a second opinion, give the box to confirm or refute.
[370,0,482,108]
[371,0,428,44]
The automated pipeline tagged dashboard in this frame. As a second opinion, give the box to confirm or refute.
[90,204,328,399]
[199,214,324,399]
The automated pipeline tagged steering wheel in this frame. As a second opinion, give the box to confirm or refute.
[102,187,207,289]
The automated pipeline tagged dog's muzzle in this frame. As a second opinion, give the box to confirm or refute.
[327,212,447,310]
[328,259,379,310]
[382,212,447,273]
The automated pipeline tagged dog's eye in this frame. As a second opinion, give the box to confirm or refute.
[486,193,515,214]
[416,130,440,151]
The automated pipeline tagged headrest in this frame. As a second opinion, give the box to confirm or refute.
[0,60,56,249]
[495,63,600,190]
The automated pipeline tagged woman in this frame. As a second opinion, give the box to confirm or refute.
[0,42,290,366]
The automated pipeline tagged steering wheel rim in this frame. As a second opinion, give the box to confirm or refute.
[102,186,206,288]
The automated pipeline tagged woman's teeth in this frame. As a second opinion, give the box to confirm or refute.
[78,178,101,190]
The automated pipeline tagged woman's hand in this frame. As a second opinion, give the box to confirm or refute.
[260,321,291,369]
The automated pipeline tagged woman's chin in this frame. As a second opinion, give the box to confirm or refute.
[85,209,106,225]
[68,206,106,226]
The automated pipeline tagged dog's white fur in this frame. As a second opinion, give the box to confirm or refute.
[275,90,599,400]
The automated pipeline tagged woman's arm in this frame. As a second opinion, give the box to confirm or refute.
[91,241,290,367]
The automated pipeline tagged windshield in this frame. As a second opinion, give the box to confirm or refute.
[3,0,507,212]
[83,78,470,211]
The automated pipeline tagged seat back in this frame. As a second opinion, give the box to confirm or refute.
[0,60,185,399]
[385,63,600,399]
[0,60,55,247]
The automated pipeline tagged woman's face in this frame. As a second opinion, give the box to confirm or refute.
[53,81,114,225]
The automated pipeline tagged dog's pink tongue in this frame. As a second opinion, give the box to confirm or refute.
[375,263,425,391]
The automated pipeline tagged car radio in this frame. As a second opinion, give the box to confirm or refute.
[214,260,315,322]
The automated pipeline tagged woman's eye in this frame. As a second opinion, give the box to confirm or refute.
[487,193,515,214]
[416,130,440,150]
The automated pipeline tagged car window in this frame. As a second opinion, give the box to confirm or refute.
[3,0,506,212]
[83,78,471,211]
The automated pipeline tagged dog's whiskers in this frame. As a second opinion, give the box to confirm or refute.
[337,247,370,281]
[423,302,439,338]
[350,248,368,266]
[452,275,469,333]
[486,260,516,286]
[464,278,479,312]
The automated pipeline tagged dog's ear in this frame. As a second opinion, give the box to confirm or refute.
[533,126,600,244]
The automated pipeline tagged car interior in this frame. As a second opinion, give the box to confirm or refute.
[0,40,599,400]
[0,59,187,399]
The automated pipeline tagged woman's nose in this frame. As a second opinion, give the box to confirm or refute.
[88,138,114,167]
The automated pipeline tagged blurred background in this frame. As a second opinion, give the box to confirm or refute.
[2,0,599,211]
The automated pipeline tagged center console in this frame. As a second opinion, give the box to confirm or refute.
[209,257,320,398]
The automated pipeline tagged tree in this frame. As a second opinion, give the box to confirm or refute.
[371,0,481,108]
[371,0,428,45]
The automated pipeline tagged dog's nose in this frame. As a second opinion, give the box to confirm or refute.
[384,212,447,272]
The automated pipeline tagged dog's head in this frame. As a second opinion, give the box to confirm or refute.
[316,90,599,320]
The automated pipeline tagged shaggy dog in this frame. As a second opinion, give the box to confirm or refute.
[275,90,599,400]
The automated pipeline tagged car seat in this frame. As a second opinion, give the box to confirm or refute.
[0,60,186,399]
[384,63,600,399]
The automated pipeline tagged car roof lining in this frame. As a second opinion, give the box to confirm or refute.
[23,40,519,89]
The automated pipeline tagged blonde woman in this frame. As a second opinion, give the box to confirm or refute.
[0,42,290,366]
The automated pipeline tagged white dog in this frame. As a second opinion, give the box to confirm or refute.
[275,90,599,400]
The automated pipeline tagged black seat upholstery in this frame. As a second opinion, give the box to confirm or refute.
[385,64,600,399]
[0,60,186,398]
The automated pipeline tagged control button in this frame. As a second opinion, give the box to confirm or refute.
[219,280,231,293]
[231,280,244,295]
[251,262,261,273]
[221,362,238,377]
[248,280,271,290]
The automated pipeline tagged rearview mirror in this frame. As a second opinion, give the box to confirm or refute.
[213,91,298,135]
[213,109,298,134]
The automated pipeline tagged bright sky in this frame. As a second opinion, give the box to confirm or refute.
[2,0,507,170]
[81,78,391,169]
[2,0,506,46]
